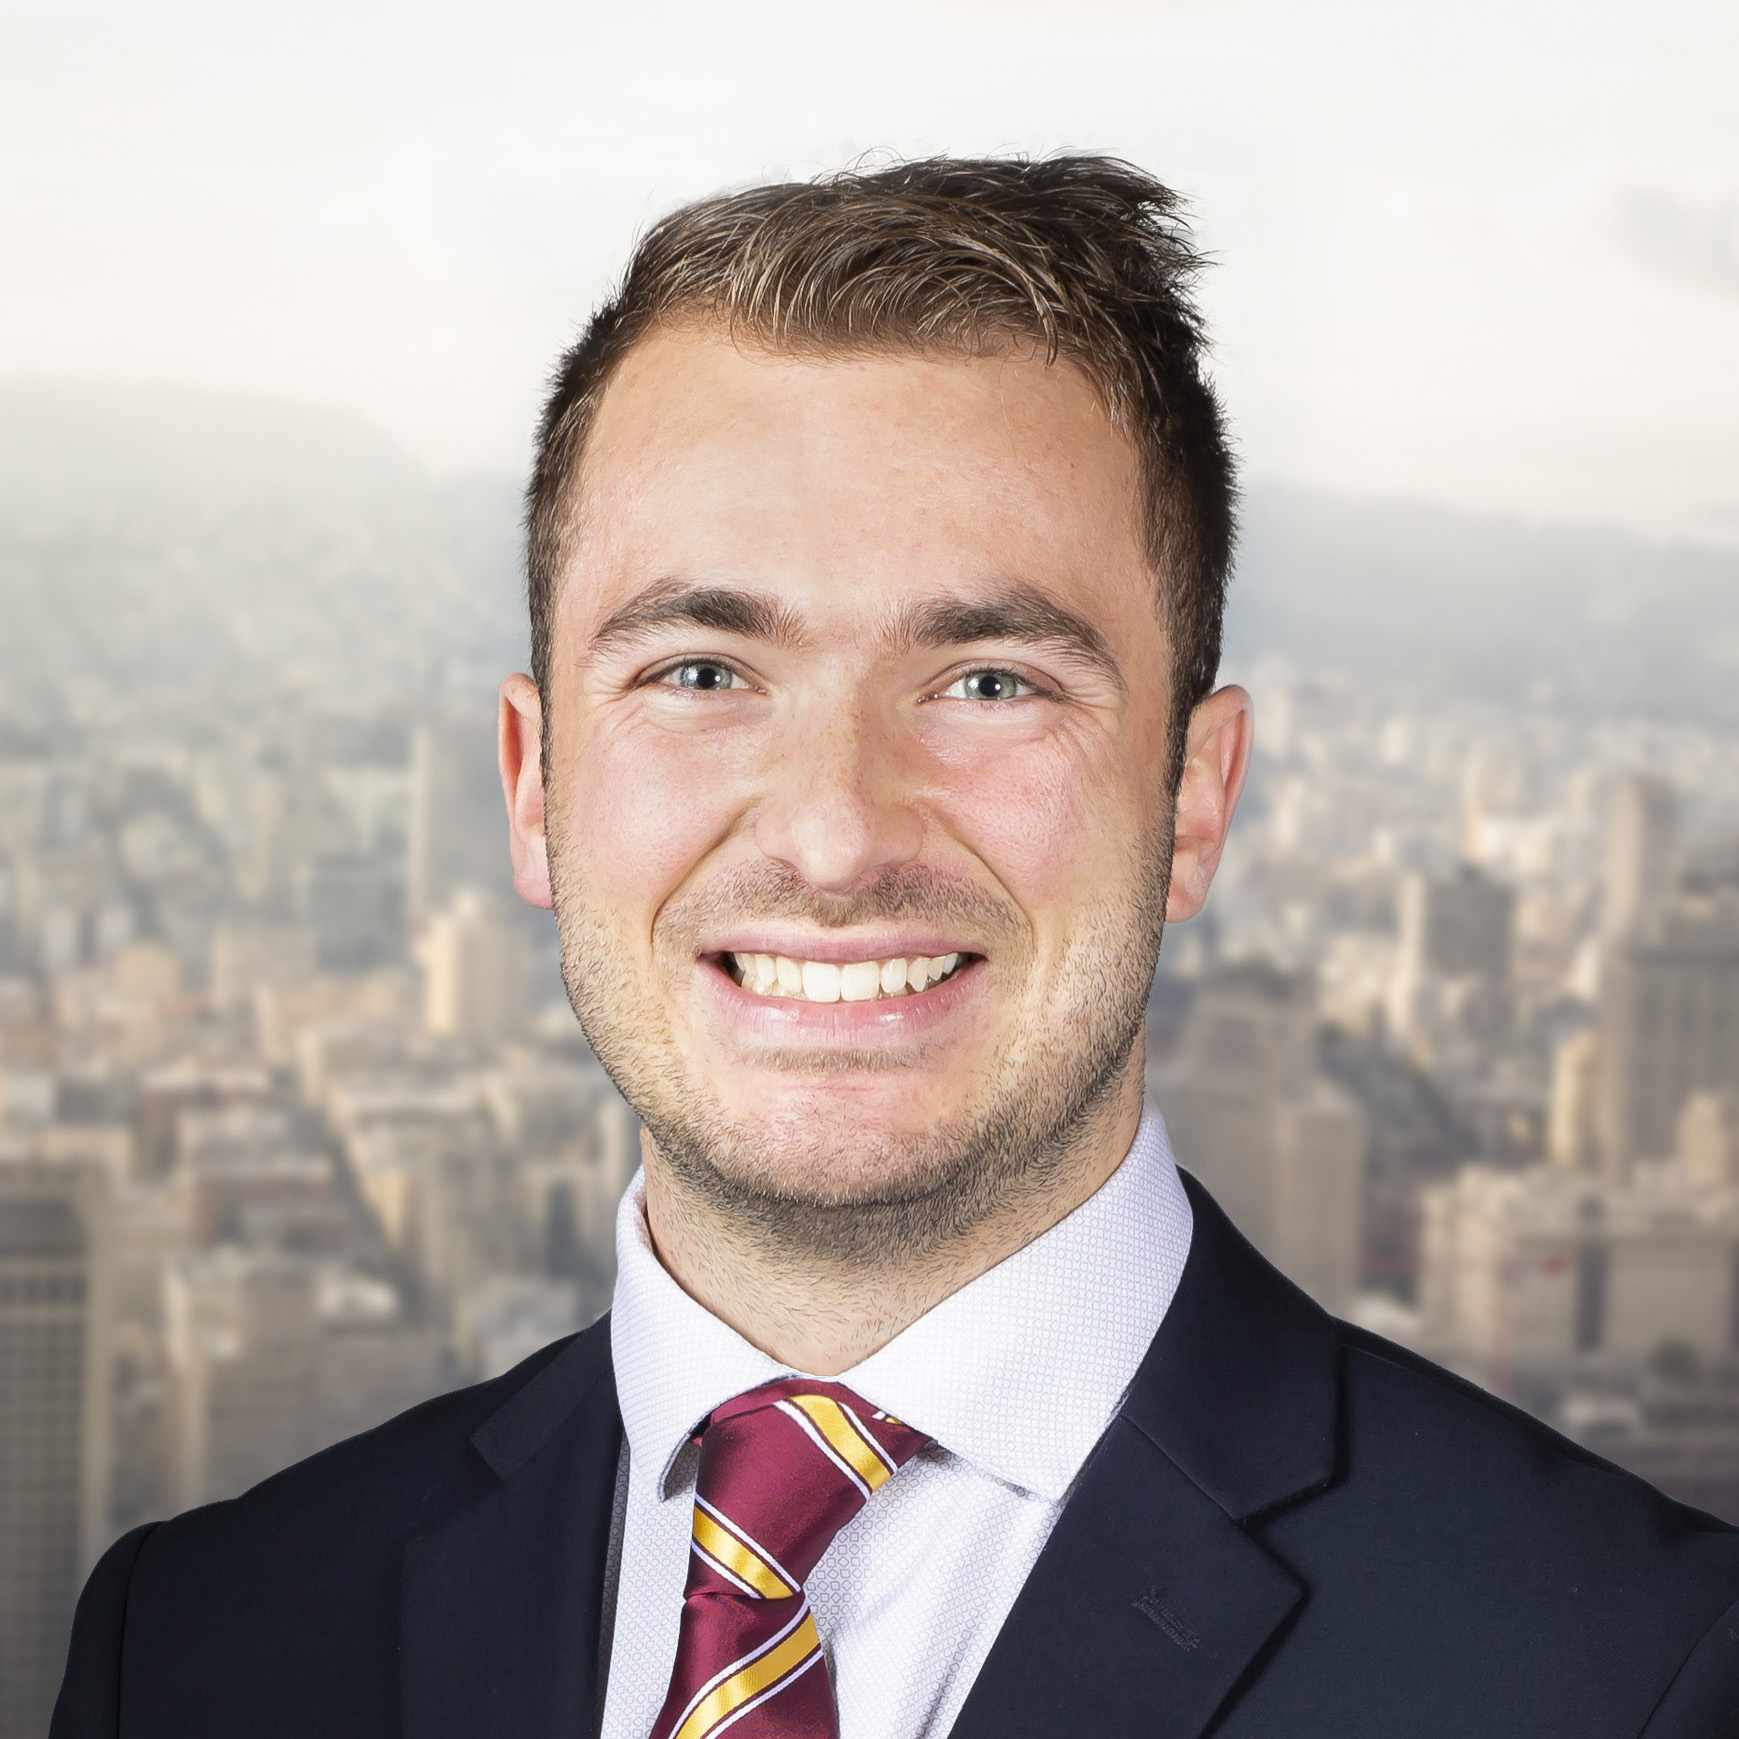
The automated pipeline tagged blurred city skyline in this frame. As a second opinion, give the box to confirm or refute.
[4,5,1738,1732]
[4,362,1737,1734]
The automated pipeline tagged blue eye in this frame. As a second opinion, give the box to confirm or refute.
[940,668,1043,703]
[650,659,743,692]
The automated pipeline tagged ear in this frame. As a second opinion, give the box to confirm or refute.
[1166,684,1254,924]
[498,673,553,910]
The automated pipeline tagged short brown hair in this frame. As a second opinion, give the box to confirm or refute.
[524,150,1237,795]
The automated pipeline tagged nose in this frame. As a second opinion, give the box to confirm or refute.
[751,693,925,893]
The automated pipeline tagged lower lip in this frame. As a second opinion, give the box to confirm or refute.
[696,954,988,1045]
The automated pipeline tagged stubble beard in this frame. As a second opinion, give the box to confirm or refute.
[545,795,1175,1271]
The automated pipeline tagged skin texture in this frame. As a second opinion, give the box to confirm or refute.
[499,321,1252,1374]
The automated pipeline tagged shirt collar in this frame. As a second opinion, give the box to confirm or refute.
[608,1097,1194,1504]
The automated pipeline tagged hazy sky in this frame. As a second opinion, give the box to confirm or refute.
[5,0,1736,543]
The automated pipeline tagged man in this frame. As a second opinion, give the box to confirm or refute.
[52,153,1739,1737]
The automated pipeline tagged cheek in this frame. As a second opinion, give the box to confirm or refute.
[564,724,739,906]
[944,734,1117,908]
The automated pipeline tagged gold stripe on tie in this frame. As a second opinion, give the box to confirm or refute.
[691,1507,795,1599]
[670,1610,822,1739]
[788,1394,896,1491]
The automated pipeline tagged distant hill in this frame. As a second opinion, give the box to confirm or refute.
[2,376,1733,729]
[0,377,526,707]
[1227,481,1739,727]
[0,374,425,523]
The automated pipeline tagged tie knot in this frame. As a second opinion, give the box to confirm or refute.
[689,1375,931,1598]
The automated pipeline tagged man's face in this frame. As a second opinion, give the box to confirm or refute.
[508,322,1208,1262]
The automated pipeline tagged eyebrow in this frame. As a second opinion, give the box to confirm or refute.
[584,575,1128,698]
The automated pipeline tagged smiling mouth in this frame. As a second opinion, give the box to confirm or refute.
[703,950,982,1002]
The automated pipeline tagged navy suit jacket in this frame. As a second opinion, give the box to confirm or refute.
[50,1164,1739,1736]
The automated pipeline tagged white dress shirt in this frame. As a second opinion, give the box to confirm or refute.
[595,1098,1195,1738]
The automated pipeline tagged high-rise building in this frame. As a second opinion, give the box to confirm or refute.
[1149,962,1367,1313]
[329,1072,515,1314]
[1388,860,1516,1056]
[136,1057,276,1183]
[0,1149,114,1739]
[1602,771,1679,944]
[1419,1158,1739,1389]
[173,1101,345,1250]
[453,1274,585,1382]
[164,1246,321,1510]
[1398,859,1515,982]
[251,966,418,1071]
[416,886,533,1042]
[1681,1089,1739,1192]
[406,710,508,947]
[1547,1027,1603,1172]
[9,843,116,976]
[1596,887,1739,1179]
[295,850,405,973]
[208,918,319,1019]
[311,1267,447,1448]
[482,1060,639,1247]
[163,1249,446,1510]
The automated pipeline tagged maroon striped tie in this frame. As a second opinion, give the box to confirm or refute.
[648,1375,933,1739]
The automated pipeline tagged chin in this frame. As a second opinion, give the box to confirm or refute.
[689,1114,968,1203]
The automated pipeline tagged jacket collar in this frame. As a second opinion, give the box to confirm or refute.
[400,1163,1343,1739]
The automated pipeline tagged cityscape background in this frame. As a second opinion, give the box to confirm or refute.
[5,0,1738,1732]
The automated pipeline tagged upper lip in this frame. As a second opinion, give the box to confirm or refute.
[700,931,981,965]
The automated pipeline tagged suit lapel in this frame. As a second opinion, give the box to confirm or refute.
[400,1315,622,1739]
[948,1164,1343,1738]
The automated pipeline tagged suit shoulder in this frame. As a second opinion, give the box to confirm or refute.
[1332,1317,1739,1591]
[64,1320,618,1726]
[137,1324,596,1578]
[48,1521,161,1737]
[1338,1319,1736,1523]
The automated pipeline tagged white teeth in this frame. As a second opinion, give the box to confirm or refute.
[800,960,842,1002]
[726,950,971,1000]
[839,961,881,1001]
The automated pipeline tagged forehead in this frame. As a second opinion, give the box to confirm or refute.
[567,322,1149,631]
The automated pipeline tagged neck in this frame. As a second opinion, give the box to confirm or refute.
[639,1066,1146,1375]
